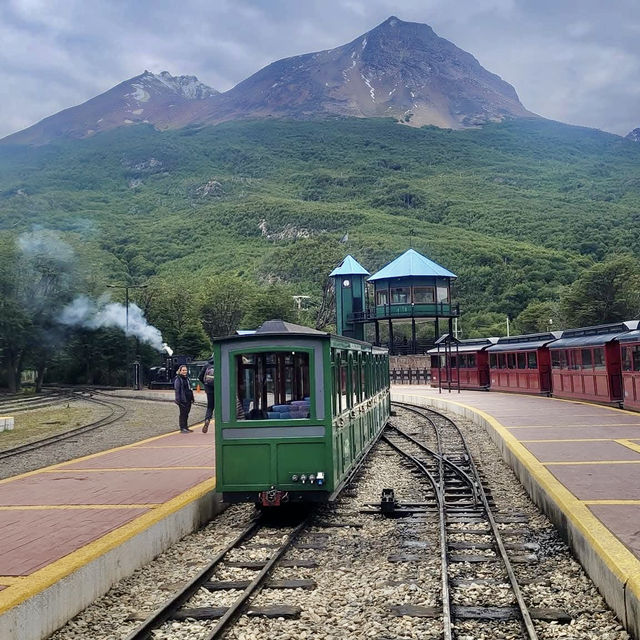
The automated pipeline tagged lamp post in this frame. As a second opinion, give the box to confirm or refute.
[106,283,148,387]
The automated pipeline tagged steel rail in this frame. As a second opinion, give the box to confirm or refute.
[330,416,389,500]
[395,402,539,640]
[87,387,208,409]
[381,432,452,640]
[386,418,479,505]
[205,517,309,639]
[430,407,540,640]
[124,519,261,640]
[0,390,74,413]
[0,392,127,460]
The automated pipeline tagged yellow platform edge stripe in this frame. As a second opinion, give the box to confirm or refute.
[0,476,215,615]
[508,423,640,429]
[618,439,640,454]
[0,504,158,511]
[396,393,640,599]
[41,466,214,473]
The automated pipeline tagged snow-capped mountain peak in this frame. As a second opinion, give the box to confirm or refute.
[141,71,218,100]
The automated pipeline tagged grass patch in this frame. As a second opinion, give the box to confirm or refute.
[0,403,106,451]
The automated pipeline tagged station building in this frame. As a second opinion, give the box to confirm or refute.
[330,249,459,356]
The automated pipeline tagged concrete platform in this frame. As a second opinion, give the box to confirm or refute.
[391,385,640,639]
[0,423,219,640]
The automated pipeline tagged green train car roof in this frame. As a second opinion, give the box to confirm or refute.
[213,319,388,353]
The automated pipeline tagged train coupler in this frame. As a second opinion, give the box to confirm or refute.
[259,487,288,507]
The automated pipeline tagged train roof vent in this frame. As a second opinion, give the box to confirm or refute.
[255,319,326,335]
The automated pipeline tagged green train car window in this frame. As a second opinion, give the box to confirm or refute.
[235,351,310,420]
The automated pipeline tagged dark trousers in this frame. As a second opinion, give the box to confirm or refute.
[204,385,215,421]
[178,403,191,430]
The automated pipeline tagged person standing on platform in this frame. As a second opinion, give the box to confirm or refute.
[174,365,194,433]
[198,357,215,433]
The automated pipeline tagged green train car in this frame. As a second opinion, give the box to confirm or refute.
[213,320,390,506]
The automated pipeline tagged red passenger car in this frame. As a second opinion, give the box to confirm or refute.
[619,325,640,412]
[549,322,634,405]
[429,338,496,390]
[487,333,557,395]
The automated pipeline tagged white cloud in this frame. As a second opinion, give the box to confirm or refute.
[0,0,639,138]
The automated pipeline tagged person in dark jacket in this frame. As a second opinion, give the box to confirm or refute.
[174,365,195,433]
[198,357,215,433]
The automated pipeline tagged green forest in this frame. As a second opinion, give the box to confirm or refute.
[1,116,639,389]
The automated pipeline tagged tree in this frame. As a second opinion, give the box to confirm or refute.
[515,301,561,334]
[460,311,509,339]
[199,275,249,339]
[17,231,78,391]
[141,277,200,351]
[560,255,640,327]
[175,325,211,359]
[242,284,298,330]
[0,231,77,392]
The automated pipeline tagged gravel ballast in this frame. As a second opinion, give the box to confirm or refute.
[45,404,630,640]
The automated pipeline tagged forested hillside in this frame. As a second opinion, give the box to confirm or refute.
[1,117,639,386]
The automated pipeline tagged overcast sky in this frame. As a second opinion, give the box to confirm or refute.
[1,0,639,139]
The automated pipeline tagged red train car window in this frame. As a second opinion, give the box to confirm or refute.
[581,349,593,369]
[468,354,476,368]
[528,352,538,369]
[507,353,516,369]
[569,350,580,370]
[594,348,605,370]
[517,353,526,369]
[552,351,561,368]
[634,346,640,371]
[490,354,497,368]
[559,351,568,369]
[622,347,632,371]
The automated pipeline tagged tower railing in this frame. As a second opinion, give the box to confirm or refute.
[348,302,460,323]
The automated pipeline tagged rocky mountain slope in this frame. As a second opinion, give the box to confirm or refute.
[2,17,534,146]
[0,71,218,146]
[204,16,532,129]
[626,128,640,142]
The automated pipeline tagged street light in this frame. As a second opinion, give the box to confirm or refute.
[106,283,148,387]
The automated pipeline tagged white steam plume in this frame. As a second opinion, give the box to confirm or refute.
[59,295,165,351]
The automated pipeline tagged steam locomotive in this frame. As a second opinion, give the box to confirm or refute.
[148,354,206,390]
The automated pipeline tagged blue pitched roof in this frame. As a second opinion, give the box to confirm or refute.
[329,255,370,277]
[368,249,456,281]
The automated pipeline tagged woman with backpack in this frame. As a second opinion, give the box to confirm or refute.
[198,357,215,433]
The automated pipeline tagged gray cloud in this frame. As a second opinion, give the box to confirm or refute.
[1,0,639,138]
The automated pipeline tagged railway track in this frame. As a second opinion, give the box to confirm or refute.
[385,402,571,638]
[125,512,314,640]
[51,400,624,639]
[0,386,210,462]
[0,389,75,414]
[87,387,208,409]
[0,391,128,461]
